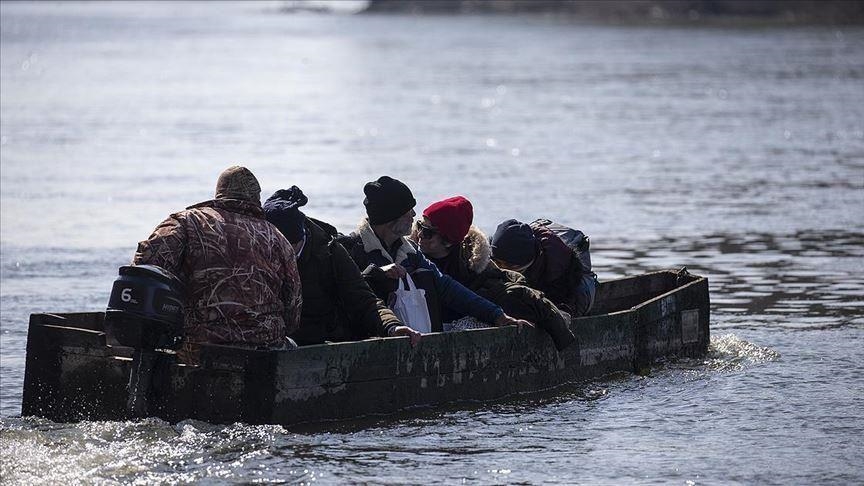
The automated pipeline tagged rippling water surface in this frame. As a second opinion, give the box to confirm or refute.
[1,2,863,484]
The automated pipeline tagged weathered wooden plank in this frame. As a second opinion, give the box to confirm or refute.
[676,277,711,357]
[182,327,578,425]
[29,312,107,332]
[268,347,577,426]
[573,311,636,378]
[633,277,710,368]
[268,326,535,388]
[21,317,129,422]
[21,317,62,419]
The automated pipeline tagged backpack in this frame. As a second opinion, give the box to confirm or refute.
[530,218,592,272]
[531,218,598,316]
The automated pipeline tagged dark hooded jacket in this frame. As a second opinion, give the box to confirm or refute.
[337,219,503,332]
[421,226,576,351]
[133,168,302,362]
[523,224,589,317]
[291,217,402,345]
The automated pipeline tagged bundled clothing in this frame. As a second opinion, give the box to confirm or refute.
[523,223,595,317]
[337,219,504,332]
[422,226,576,351]
[290,220,403,344]
[262,187,402,344]
[263,185,308,244]
[133,167,302,362]
[491,219,597,317]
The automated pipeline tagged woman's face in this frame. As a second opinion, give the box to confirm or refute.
[416,217,451,258]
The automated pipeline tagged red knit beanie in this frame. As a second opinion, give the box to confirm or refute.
[422,196,474,244]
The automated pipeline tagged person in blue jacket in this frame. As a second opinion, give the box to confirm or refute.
[337,176,532,333]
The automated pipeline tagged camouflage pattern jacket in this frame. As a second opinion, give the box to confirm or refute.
[133,198,302,357]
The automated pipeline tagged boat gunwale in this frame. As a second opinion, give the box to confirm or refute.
[22,269,705,354]
[629,274,707,312]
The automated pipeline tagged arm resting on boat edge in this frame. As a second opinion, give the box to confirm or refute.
[492,284,572,348]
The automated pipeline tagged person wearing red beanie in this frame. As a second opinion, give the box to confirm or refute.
[423,196,474,246]
[413,196,576,351]
[336,178,534,334]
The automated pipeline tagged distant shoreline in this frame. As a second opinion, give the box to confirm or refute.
[362,0,864,26]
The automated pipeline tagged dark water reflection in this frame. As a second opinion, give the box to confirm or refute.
[599,230,864,331]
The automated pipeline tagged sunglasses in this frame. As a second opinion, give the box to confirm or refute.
[416,221,446,242]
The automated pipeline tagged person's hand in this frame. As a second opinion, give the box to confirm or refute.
[381,263,407,279]
[494,313,534,330]
[390,326,421,347]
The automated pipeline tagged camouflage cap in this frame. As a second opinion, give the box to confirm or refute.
[215,166,261,204]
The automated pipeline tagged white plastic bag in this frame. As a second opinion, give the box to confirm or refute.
[389,273,432,334]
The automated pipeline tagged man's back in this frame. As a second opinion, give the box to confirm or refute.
[133,167,302,360]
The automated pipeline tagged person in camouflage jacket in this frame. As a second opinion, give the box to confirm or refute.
[133,166,302,362]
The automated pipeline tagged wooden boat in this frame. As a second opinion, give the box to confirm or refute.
[21,268,710,427]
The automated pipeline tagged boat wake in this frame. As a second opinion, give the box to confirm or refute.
[704,333,781,372]
[0,416,295,484]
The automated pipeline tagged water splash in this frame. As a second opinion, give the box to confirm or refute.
[704,333,781,372]
[0,417,301,484]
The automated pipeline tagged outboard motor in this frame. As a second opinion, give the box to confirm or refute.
[105,265,185,349]
[104,265,185,418]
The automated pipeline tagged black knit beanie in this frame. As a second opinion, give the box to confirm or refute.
[490,219,538,266]
[363,176,416,225]
[263,186,308,243]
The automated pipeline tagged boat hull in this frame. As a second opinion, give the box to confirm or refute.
[21,269,710,426]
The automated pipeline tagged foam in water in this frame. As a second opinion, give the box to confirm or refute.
[705,334,781,372]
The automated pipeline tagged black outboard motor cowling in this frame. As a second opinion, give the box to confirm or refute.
[105,264,185,350]
[105,264,185,418]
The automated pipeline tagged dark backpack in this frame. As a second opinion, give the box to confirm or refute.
[530,218,592,272]
[531,218,599,316]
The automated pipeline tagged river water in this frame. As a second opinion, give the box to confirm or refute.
[1,1,862,484]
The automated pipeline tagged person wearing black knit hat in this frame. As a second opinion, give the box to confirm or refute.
[264,186,421,347]
[363,176,417,226]
[491,218,597,317]
[336,176,534,334]
[490,219,538,271]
